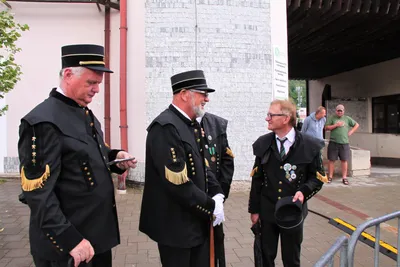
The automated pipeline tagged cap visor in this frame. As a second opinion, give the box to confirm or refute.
[193,86,216,93]
[85,65,113,73]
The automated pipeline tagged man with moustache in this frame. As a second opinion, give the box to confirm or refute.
[139,70,225,267]
[248,99,327,267]
[18,44,137,267]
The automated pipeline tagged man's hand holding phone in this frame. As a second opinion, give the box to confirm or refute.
[111,151,138,170]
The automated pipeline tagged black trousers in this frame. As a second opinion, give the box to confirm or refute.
[214,224,226,267]
[260,221,303,267]
[33,250,112,267]
[158,241,209,267]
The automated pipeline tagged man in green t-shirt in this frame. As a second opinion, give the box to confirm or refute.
[325,104,359,185]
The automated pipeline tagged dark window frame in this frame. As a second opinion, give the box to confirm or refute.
[372,94,400,134]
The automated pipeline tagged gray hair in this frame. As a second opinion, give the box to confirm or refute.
[59,67,85,81]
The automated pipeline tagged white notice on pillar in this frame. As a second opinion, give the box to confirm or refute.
[272,45,288,100]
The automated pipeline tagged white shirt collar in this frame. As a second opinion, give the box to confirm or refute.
[196,115,204,124]
[172,104,192,121]
[276,127,296,144]
[56,87,65,96]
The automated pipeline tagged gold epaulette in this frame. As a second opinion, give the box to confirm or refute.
[316,171,328,183]
[250,166,258,177]
[226,147,235,158]
[21,164,51,191]
[165,164,189,185]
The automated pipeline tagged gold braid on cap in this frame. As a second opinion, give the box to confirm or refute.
[79,61,105,66]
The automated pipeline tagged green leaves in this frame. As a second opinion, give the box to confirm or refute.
[289,80,307,108]
[0,1,29,116]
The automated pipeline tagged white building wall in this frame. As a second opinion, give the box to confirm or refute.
[140,0,282,181]
[309,57,400,159]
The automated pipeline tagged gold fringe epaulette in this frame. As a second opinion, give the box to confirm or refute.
[21,164,51,191]
[316,171,328,183]
[226,147,235,158]
[205,159,210,168]
[250,166,258,177]
[165,164,189,185]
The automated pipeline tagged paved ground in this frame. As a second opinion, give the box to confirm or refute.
[0,168,399,267]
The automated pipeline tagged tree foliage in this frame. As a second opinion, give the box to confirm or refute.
[0,2,29,116]
[289,80,306,108]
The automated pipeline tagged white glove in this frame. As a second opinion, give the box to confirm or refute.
[212,193,225,227]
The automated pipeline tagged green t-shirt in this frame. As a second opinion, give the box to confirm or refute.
[325,115,357,144]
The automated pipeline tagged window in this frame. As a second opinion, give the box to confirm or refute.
[372,94,400,134]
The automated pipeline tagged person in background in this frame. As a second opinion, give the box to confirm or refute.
[301,106,326,140]
[325,104,359,185]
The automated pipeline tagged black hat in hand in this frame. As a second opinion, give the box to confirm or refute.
[275,196,303,231]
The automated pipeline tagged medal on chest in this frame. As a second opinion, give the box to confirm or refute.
[283,163,297,182]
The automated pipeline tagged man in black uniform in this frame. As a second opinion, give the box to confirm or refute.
[139,70,225,267]
[197,112,234,267]
[248,99,327,267]
[18,44,137,267]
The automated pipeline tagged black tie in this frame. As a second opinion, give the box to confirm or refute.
[278,138,287,159]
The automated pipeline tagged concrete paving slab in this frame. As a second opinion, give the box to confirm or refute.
[0,172,399,267]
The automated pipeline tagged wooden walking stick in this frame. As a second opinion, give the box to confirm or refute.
[210,221,215,267]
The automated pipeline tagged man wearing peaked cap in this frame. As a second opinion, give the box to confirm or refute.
[140,70,225,267]
[18,44,137,267]
[170,70,215,94]
[61,44,113,73]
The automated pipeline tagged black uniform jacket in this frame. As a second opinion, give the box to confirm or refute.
[201,113,234,199]
[248,130,326,222]
[18,89,125,260]
[139,105,223,248]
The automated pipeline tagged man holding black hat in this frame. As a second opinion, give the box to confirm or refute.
[248,99,327,267]
[139,70,225,267]
[18,44,137,267]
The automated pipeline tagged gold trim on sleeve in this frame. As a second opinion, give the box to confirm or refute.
[250,166,258,177]
[316,171,328,183]
[165,164,189,185]
[226,147,235,158]
[21,164,51,191]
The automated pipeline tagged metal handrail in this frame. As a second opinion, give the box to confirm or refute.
[314,236,348,267]
[347,210,400,267]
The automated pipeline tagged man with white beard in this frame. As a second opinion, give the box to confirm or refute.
[139,70,225,267]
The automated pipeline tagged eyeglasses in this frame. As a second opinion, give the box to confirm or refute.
[336,110,343,112]
[189,89,209,98]
[266,113,288,119]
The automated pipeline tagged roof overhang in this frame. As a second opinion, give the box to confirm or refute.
[287,0,400,79]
